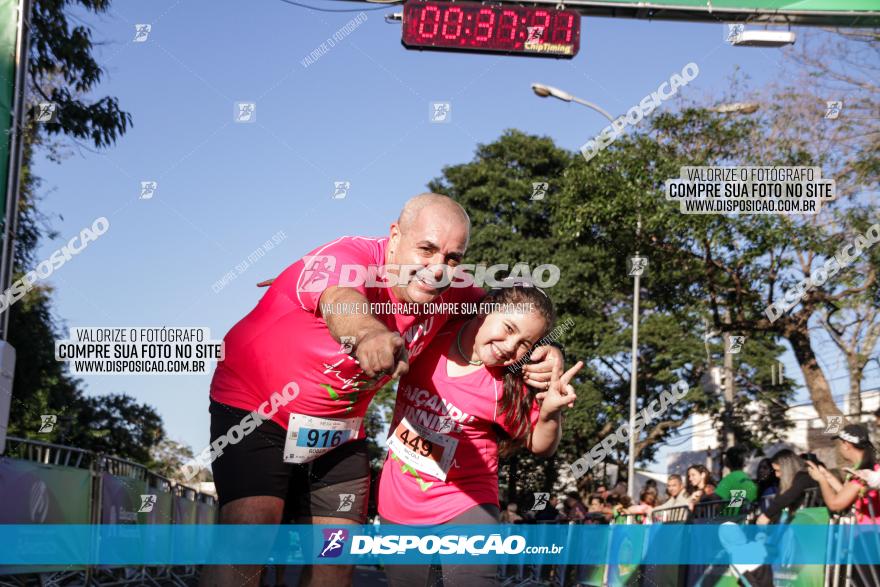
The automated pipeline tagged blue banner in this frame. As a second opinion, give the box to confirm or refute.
[1,524,879,565]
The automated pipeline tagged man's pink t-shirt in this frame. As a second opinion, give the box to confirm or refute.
[210,236,483,430]
[378,319,541,525]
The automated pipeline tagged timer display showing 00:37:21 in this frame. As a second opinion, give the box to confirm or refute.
[402,1,580,57]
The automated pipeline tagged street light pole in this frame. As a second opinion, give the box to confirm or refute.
[530,83,615,123]
[531,84,759,497]
[721,330,736,460]
[627,216,641,500]
[530,82,640,497]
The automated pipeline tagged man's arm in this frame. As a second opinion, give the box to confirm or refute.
[651,497,674,512]
[521,345,564,390]
[319,286,408,379]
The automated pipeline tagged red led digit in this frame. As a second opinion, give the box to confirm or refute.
[498,9,518,42]
[441,6,464,40]
[474,7,495,41]
[530,10,550,41]
[553,12,574,43]
[418,4,440,39]
[402,2,578,57]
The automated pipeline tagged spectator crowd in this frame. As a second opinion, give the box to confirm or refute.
[500,419,880,527]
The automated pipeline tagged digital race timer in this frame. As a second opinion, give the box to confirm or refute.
[402,1,581,58]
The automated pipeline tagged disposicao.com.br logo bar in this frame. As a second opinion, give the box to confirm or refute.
[338,531,563,557]
[2,525,880,565]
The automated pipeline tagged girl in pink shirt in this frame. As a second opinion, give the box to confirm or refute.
[378,281,582,587]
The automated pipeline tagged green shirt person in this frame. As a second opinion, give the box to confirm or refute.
[715,447,758,504]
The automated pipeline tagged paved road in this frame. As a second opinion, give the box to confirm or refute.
[271,565,389,586]
[186,565,389,586]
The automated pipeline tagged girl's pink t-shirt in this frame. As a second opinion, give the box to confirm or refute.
[378,319,541,525]
[210,236,483,430]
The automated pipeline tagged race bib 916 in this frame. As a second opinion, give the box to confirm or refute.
[283,413,362,464]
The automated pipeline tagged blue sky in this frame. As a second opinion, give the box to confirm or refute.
[29,0,878,469]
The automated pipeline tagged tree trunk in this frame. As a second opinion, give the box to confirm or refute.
[787,326,843,422]
[848,359,863,418]
[507,456,518,504]
[543,459,556,493]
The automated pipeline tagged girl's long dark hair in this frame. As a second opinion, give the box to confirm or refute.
[857,443,878,471]
[755,458,778,495]
[479,284,556,457]
[686,464,711,495]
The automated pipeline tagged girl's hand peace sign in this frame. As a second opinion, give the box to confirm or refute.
[538,360,583,416]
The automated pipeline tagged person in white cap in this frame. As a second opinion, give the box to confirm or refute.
[806,423,879,523]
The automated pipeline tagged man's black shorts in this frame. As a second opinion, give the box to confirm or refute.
[209,400,370,522]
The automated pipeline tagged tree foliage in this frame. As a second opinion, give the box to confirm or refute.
[426,121,807,497]
[6,0,158,465]
[29,0,132,148]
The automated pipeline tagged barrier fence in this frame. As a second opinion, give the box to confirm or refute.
[2,438,879,587]
[0,437,217,586]
[497,489,878,587]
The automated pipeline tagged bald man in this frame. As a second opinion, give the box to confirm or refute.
[201,194,561,587]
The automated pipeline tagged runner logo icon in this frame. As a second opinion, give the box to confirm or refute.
[531,182,548,201]
[300,255,335,292]
[824,416,843,435]
[38,415,57,433]
[36,102,57,123]
[333,181,351,199]
[629,256,648,276]
[339,336,356,354]
[728,489,746,508]
[430,102,451,123]
[526,27,545,44]
[728,336,746,354]
[825,101,842,120]
[337,493,355,512]
[138,494,157,513]
[140,181,157,200]
[319,529,349,558]
[133,24,151,42]
[531,492,549,511]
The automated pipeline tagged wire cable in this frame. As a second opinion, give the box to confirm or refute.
[650,385,880,444]
[276,0,401,13]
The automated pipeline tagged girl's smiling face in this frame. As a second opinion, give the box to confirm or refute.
[472,307,548,367]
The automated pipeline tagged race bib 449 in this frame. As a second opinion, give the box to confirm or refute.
[387,417,457,481]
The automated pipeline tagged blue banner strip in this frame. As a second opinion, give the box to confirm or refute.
[1,524,879,565]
